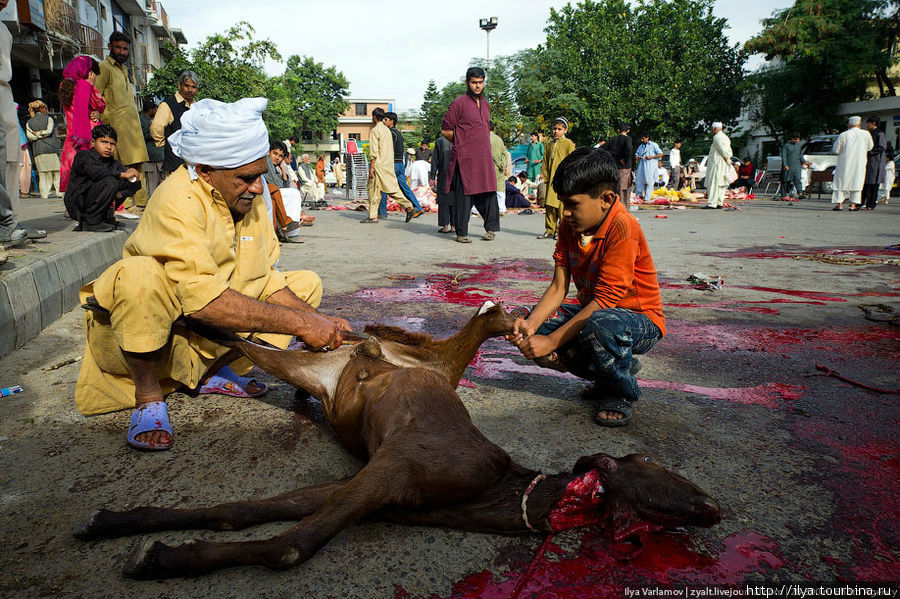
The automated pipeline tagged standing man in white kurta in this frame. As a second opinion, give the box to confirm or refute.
[704,122,732,209]
[831,116,874,211]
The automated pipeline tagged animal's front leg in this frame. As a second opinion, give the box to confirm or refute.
[124,459,402,578]
[75,480,348,540]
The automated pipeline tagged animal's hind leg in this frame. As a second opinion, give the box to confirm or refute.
[123,455,407,579]
[75,480,348,540]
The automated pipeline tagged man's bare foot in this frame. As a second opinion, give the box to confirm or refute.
[133,396,171,446]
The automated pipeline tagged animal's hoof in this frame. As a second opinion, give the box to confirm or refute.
[123,539,168,579]
[73,509,111,540]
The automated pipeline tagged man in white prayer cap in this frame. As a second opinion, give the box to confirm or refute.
[703,121,733,209]
[72,97,351,451]
[831,116,873,211]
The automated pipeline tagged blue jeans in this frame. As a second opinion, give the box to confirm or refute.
[535,305,662,400]
[380,162,422,216]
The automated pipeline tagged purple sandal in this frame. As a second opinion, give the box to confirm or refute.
[198,365,268,398]
[126,401,173,450]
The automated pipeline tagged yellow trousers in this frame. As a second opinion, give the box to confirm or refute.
[74,256,322,415]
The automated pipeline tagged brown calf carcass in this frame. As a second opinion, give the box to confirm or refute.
[74,301,721,579]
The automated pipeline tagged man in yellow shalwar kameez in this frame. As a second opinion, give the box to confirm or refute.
[360,107,414,223]
[74,97,351,451]
[95,31,149,208]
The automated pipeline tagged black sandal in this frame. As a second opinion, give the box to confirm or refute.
[594,397,634,427]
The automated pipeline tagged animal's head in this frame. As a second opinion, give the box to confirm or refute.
[572,453,721,542]
[471,300,516,338]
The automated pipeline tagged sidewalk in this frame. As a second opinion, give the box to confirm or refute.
[0,185,354,358]
[0,195,137,357]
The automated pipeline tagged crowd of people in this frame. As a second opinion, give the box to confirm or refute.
[2,18,896,443]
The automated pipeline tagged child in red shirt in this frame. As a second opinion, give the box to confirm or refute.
[508,147,665,427]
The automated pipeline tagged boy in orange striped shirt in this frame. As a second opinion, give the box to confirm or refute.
[507,147,665,427]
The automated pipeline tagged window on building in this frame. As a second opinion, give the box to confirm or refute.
[348,133,361,141]
[301,131,313,141]
[354,103,367,116]
[100,4,107,19]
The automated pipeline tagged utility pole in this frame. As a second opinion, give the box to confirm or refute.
[479,17,498,62]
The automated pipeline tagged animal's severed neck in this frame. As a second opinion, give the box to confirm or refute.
[547,469,606,531]
[522,469,607,533]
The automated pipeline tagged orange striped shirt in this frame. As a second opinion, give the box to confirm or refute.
[553,201,666,336]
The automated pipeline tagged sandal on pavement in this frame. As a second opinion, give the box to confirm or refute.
[198,365,268,398]
[594,396,634,427]
[832,206,842,211]
[127,401,173,450]
[359,217,379,224]
[536,233,554,239]
[481,231,495,241]
[437,228,453,234]
[18,227,47,240]
[456,236,472,243]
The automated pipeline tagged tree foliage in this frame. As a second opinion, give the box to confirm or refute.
[265,55,349,140]
[142,22,349,141]
[745,0,898,98]
[419,79,466,144]
[144,22,279,102]
[519,0,745,146]
[743,0,898,148]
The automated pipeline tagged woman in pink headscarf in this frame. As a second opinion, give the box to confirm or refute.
[59,55,105,192]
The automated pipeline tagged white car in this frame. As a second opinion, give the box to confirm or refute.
[688,155,741,189]
[801,135,838,193]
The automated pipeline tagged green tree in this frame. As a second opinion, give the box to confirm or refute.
[419,80,443,141]
[743,0,898,150]
[264,55,350,141]
[524,0,744,146]
[745,0,898,98]
[472,57,519,142]
[143,22,280,102]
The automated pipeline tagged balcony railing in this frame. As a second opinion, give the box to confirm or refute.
[43,0,103,57]
[78,23,102,57]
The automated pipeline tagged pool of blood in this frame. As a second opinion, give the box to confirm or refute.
[394,530,788,598]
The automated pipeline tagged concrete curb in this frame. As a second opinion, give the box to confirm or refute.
[0,230,129,357]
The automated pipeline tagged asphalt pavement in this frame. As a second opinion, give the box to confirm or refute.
[0,193,897,597]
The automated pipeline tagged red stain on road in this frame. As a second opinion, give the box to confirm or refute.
[394,530,788,598]
[794,421,900,582]
[640,380,804,409]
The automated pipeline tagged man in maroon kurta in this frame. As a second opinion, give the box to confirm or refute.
[441,67,499,243]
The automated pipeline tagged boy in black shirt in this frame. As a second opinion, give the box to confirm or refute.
[64,125,141,232]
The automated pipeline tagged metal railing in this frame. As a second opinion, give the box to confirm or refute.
[43,0,103,57]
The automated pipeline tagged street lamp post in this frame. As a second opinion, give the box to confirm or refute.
[479,17,498,62]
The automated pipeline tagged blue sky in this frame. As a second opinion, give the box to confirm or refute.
[166,0,785,112]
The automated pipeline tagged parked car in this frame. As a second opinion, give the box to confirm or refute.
[802,135,838,193]
[688,155,742,189]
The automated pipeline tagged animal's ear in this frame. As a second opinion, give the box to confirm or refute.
[476,300,497,315]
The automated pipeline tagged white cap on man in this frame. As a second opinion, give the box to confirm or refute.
[712,121,723,130]
[168,97,270,180]
[848,116,862,126]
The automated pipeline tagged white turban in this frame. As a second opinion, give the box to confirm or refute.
[168,97,270,180]
[712,121,723,130]
[848,116,861,126]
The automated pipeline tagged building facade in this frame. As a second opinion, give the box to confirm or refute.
[1,0,186,113]
[336,98,393,143]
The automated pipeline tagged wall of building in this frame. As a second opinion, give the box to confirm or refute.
[2,0,185,112]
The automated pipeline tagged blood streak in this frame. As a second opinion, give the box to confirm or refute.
[394,531,788,598]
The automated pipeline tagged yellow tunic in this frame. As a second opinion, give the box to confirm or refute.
[366,121,409,217]
[74,168,321,415]
[95,57,149,166]
[541,136,576,209]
